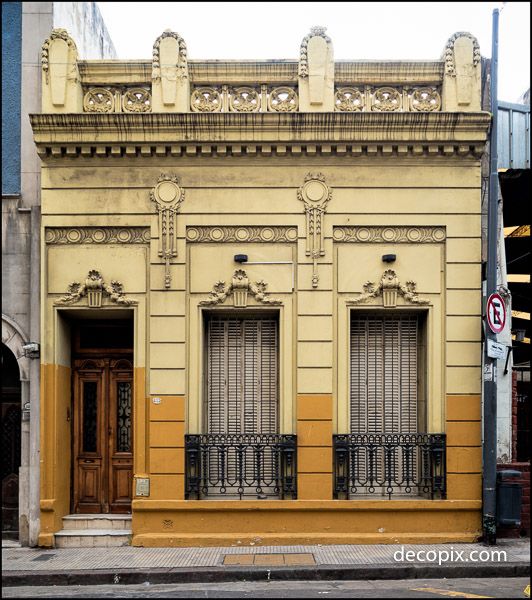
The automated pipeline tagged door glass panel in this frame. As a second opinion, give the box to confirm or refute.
[117,382,132,452]
[82,381,98,453]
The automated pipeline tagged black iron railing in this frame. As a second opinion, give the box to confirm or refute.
[185,433,297,500]
[333,433,446,499]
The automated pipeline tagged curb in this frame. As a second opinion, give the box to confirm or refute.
[2,562,530,587]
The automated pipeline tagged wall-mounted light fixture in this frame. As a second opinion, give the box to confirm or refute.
[232,255,295,291]
[382,254,396,263]
[22,342,40,359]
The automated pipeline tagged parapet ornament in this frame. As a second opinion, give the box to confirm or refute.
[41,28,78,84]
[442,32,481,76]
[200,270,282,308]
[152,30,188,80]
[150,174,185,289]
[55,270,137,308]
[347,269,430,308]
[297,173,332,288]
[299,26,332,78]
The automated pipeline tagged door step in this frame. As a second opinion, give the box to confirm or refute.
[55,514,131,548]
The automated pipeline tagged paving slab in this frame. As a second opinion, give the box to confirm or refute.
[2,539,529,587]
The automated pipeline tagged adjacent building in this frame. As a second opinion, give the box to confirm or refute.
[496,92,530,537]
[30,26,491,547]
[1,2,115,546]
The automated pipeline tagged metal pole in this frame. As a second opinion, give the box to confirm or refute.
[483,7,500,545]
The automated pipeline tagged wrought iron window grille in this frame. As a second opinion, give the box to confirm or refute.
[185,433,297,500]
[333,433,446,500]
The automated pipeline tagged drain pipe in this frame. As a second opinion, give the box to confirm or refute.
[483,6,500,545]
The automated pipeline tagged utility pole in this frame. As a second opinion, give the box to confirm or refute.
[483,6,500,545]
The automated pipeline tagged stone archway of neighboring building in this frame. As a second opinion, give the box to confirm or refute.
[2,314,30,543]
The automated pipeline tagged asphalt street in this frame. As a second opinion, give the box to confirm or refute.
[2,577,530,598]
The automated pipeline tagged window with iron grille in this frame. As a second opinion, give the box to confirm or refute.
[349,313,428,496]
[203,314,280,497]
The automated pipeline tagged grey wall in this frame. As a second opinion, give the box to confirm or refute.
[53,2,117,59]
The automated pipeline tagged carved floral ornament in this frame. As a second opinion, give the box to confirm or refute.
[442,32,481,76]
[152,30,188,80]
[55,270,137,308]
[150,174,185,289]
[347,269,430,309]
[83,87,152,113]
[298,173,332,288]
[41,28,78,83]
[200,270,282,308]
[335,88,365,112]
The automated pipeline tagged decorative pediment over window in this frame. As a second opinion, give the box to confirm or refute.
[199,270,282,308]
[346,269,430,308]
[55,270,137,307]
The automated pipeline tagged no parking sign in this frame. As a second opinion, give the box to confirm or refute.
[486,293,506,335]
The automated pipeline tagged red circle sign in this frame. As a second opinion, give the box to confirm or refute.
[487,293,506,334]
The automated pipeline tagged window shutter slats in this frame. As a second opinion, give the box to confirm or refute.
[207,316,278,435]
[350,315,419,435]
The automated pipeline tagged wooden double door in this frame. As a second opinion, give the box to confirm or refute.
[73,357,133,513]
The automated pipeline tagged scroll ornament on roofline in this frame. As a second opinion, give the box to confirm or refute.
[200,270,282,308]
[55,270,137,307]
[347,269,430,308]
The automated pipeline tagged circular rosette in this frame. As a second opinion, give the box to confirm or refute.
[83,88,114,113]
[268,87,298,112]
[335,88,364,112]
[371,87,402,112]
[191,87,222,112]
[411,87,441,112]
[155,180,181,205]
[122,88,151,112]
[230,87,260,112]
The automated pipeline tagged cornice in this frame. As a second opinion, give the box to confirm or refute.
[30,112,491,159]
[78,59,443,86]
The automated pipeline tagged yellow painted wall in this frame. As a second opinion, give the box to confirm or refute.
[34,32,489,545]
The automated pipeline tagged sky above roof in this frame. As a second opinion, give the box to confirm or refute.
[96,1,530,103]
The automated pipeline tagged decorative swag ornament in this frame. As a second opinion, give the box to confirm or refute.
[55,270,137,307]
[200,270,282,308]
[347,269,430,308]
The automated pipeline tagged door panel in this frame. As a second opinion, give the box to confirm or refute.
[74,365,105,513]
[108,362,133,513]
[73,357,133,514]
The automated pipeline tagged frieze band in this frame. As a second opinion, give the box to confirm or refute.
[45,227,150,245]
[333,226,446,243]
[186,226,298,243]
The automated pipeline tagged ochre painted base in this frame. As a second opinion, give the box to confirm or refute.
[133,532,480,547]
[131,499,481,547]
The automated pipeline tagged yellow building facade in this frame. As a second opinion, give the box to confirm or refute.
[32,27,490,547]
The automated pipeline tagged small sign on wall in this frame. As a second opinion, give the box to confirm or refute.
[135,477,150,497]
[487,339,506,360]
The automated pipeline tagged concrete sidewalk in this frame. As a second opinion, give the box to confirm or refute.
[2,539,530,587]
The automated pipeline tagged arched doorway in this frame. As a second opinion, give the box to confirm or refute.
[1,343,21,540]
